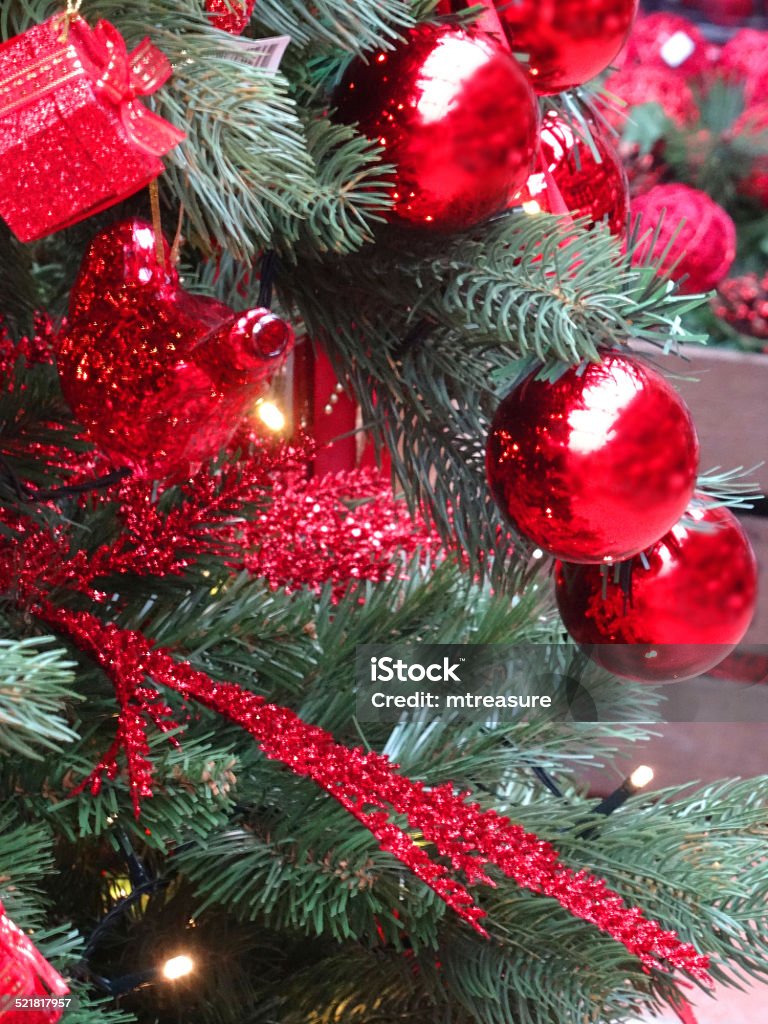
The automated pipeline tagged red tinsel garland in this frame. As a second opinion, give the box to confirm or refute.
[33,602,709,979]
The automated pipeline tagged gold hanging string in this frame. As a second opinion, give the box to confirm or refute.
[170,203,185,268]
[148,179,166,270]
[57,0,84,42]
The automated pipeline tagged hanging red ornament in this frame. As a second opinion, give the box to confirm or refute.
[0,899,69,1024]
[489,0,639,95]
[630,184,736,294]
[486,353,699,564]
[602,66,699,130]
[205,0,256,34]
[57,220,293,479]
[718,29,768,106]
[333,25,538,231]
[511,112,628,235]
[555,500,758,681]
[0,14,184,242]
[621,13,710,80]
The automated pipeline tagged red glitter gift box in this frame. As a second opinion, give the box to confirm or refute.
[0,14,185,242]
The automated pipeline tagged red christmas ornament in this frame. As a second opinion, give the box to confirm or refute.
[333,25,538,231]
[718,29,768,106]
[555,500,758,681]
[630,184,736,294]
[57,220,293,479]
[486,353,699,563]
[205,0,256,34]
[622,13,710,80]
[491,0,639,95]
[0,899,69,1023]
[511,112,628,235]
[0,15,184,242]
[602,66,699,129]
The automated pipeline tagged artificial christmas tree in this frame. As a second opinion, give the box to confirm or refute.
[0,3,766,1024]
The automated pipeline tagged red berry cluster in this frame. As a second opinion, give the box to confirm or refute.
[713,272,768,345]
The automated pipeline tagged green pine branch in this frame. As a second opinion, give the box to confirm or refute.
[0,638,79,758]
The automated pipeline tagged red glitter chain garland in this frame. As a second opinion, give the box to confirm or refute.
[33,602,709,979]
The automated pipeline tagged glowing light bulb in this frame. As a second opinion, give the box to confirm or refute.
[522,200,542,215]
[629,765,654,790]
[107,877,131,901]
[255,400,286,432]
[162,955,194,981]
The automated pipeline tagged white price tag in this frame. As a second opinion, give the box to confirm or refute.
[660,31,695,69]
[217,35,290,73]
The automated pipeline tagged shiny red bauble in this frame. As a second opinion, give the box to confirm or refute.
[555,501,758,681]
[485,353,699,563]
[622,13,710,80]
[511,112,628,235]
[630,184,736,294]
[493,0,639,94]
[333,24,538,231]
[57,219,293,479]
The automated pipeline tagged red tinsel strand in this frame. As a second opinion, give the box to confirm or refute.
[35,602,711,980]
[241,469,443,597]
[0,315,57,373]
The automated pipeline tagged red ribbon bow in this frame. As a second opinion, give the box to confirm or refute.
[84,19,185,157]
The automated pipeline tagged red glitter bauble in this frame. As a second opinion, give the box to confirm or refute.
[511,112,628,234]
[630,184,736,294]
[333,25,538,231]
[485,353,699,563]
[492,0,639,94]
[602,66,699,129]
[205,0,255,34]
[718,29,768,106]
[57,220,293,479]
[622,13,710,80]
[555,501,758,681]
